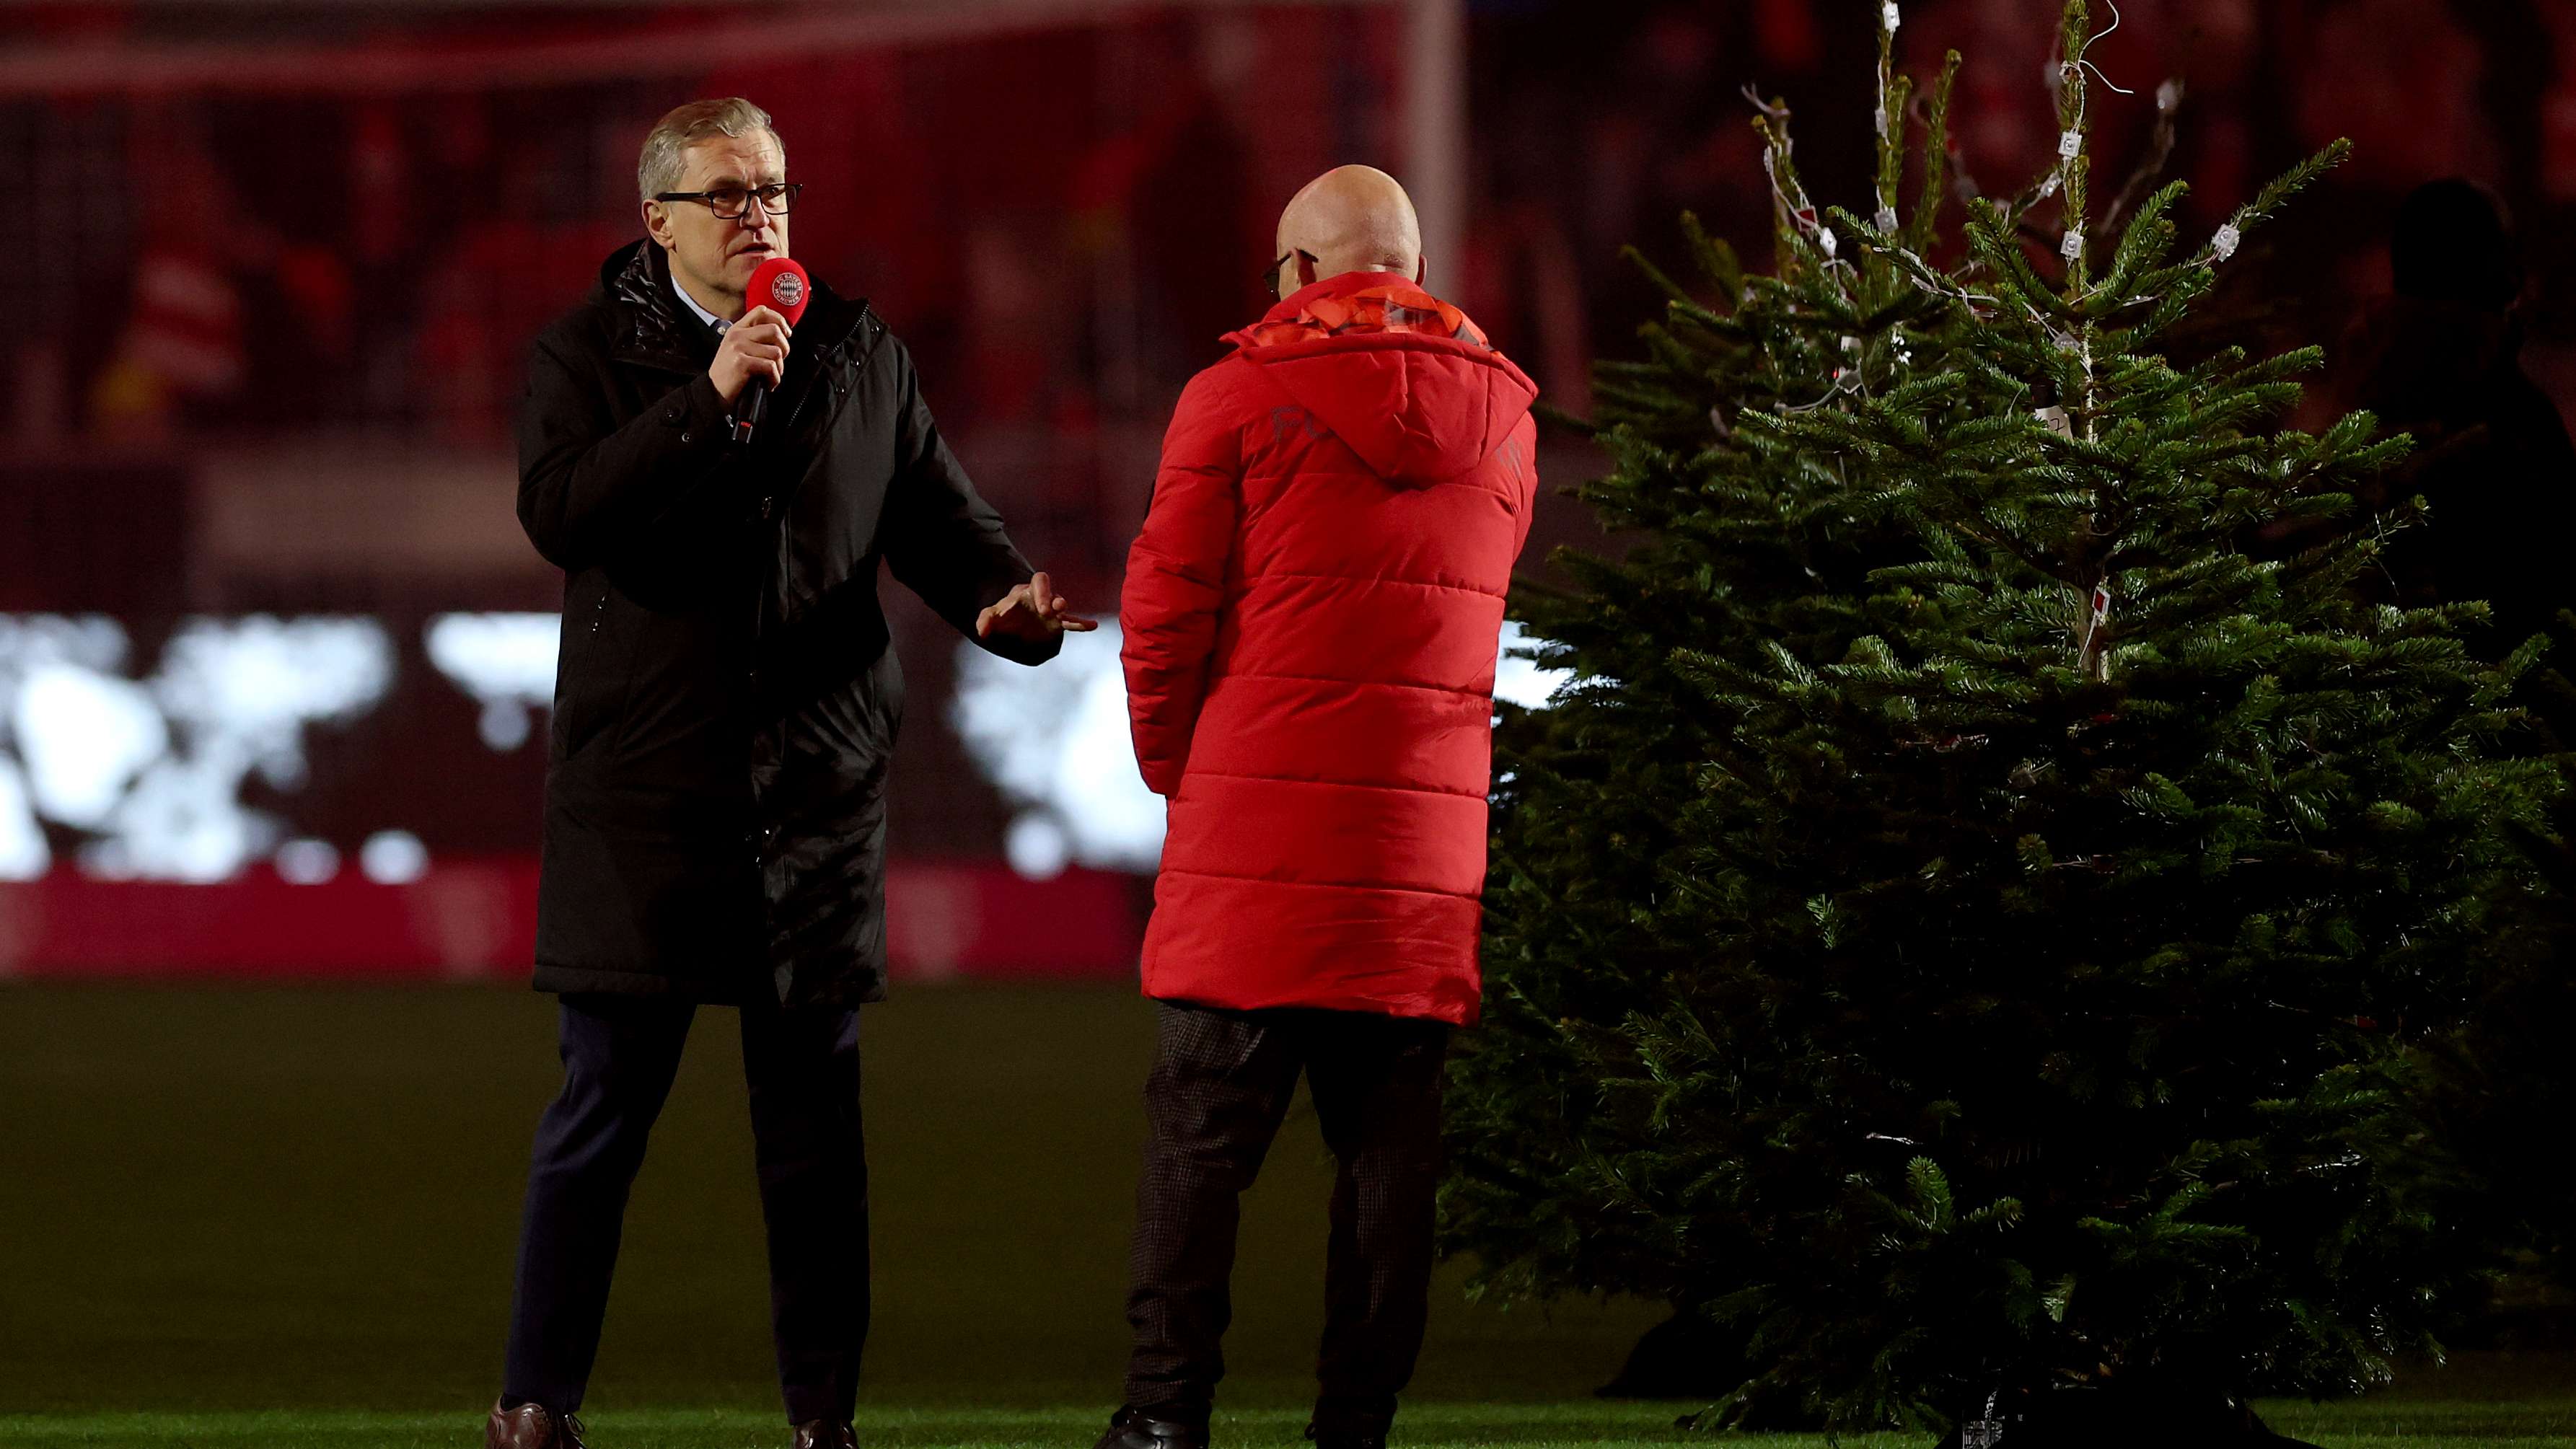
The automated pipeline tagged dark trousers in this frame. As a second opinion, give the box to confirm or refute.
[1123,1000,1451,1433]
[503,992,868,1425]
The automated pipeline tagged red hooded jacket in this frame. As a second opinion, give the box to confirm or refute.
[1119,270,1539,1025]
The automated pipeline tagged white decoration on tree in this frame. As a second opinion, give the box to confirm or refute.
[2212,223,2242,261]
[1876,205,1899,233]
[1883,1,1901,32]
[2057,128,2082,159]
[2061,229,2084,261]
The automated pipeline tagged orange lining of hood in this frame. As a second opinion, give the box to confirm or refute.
[1238,276,1491,350]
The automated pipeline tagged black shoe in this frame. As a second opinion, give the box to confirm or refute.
[1305,1424,1386,1449]
[1095,1406,1210,1449]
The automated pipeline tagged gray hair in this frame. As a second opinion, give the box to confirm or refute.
[637,97,783,203]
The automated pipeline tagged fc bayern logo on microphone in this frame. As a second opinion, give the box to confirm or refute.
[768,271,805,309]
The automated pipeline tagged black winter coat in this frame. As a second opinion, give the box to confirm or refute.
[516,239,1057,1006]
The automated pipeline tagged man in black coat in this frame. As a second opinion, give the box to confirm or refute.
[487,97,1091,1449]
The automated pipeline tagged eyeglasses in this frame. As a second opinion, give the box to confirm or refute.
[1261,249,1318,296]
[654,182,804,220]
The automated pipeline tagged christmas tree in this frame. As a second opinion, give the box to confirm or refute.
[1443,2,2557,1440]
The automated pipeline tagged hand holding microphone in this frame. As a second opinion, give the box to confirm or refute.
[714,256,812,444]
[711,309,790,405]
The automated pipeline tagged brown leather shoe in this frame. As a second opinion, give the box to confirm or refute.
[487,1398,589,1448]
[791,1421,858,1449]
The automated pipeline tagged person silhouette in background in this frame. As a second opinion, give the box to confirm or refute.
[2353,178,2576,659]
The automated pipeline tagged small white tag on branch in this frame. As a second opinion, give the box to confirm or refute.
[2058,128,2083,159]
[2212,222,2241,261]
[1883,1,1901,32]
[2061,228,2084,261]
[2079,583,2114,679]
[1876,204,1899,233]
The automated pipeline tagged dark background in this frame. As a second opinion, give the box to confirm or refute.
[1,0,2572,1430]
[4,0,2567,877]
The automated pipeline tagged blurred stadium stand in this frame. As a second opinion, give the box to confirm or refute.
[1,0,2571,977]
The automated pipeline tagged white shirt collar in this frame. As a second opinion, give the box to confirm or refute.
[667,260,729,334]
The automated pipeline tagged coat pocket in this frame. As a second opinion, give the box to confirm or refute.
[551,573,642,761]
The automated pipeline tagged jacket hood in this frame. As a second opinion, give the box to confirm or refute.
[1223,272,1537,488]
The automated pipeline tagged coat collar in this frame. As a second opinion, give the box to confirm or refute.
[1262,268,1437,321]
[599,239,703,375]
[596,239,876,376]
[1227,268,1491,353]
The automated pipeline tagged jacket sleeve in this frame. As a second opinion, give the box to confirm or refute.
[1121,366,1244,796]
[879,340,1058,667]
[515,330,738,572]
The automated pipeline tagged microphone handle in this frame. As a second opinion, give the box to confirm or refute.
[731,379,770,444]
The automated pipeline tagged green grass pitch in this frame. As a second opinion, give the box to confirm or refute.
[1,982,2568,1447]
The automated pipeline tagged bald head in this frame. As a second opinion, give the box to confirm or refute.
[1275,165,1422,294]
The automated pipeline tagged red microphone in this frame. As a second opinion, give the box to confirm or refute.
[732,255,811,444]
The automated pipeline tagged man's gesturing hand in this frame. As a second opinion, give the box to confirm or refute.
[709,306,792,405]
[976,571,1099,643]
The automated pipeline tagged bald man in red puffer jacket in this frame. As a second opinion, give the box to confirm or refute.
[1098,166,1537,1449]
